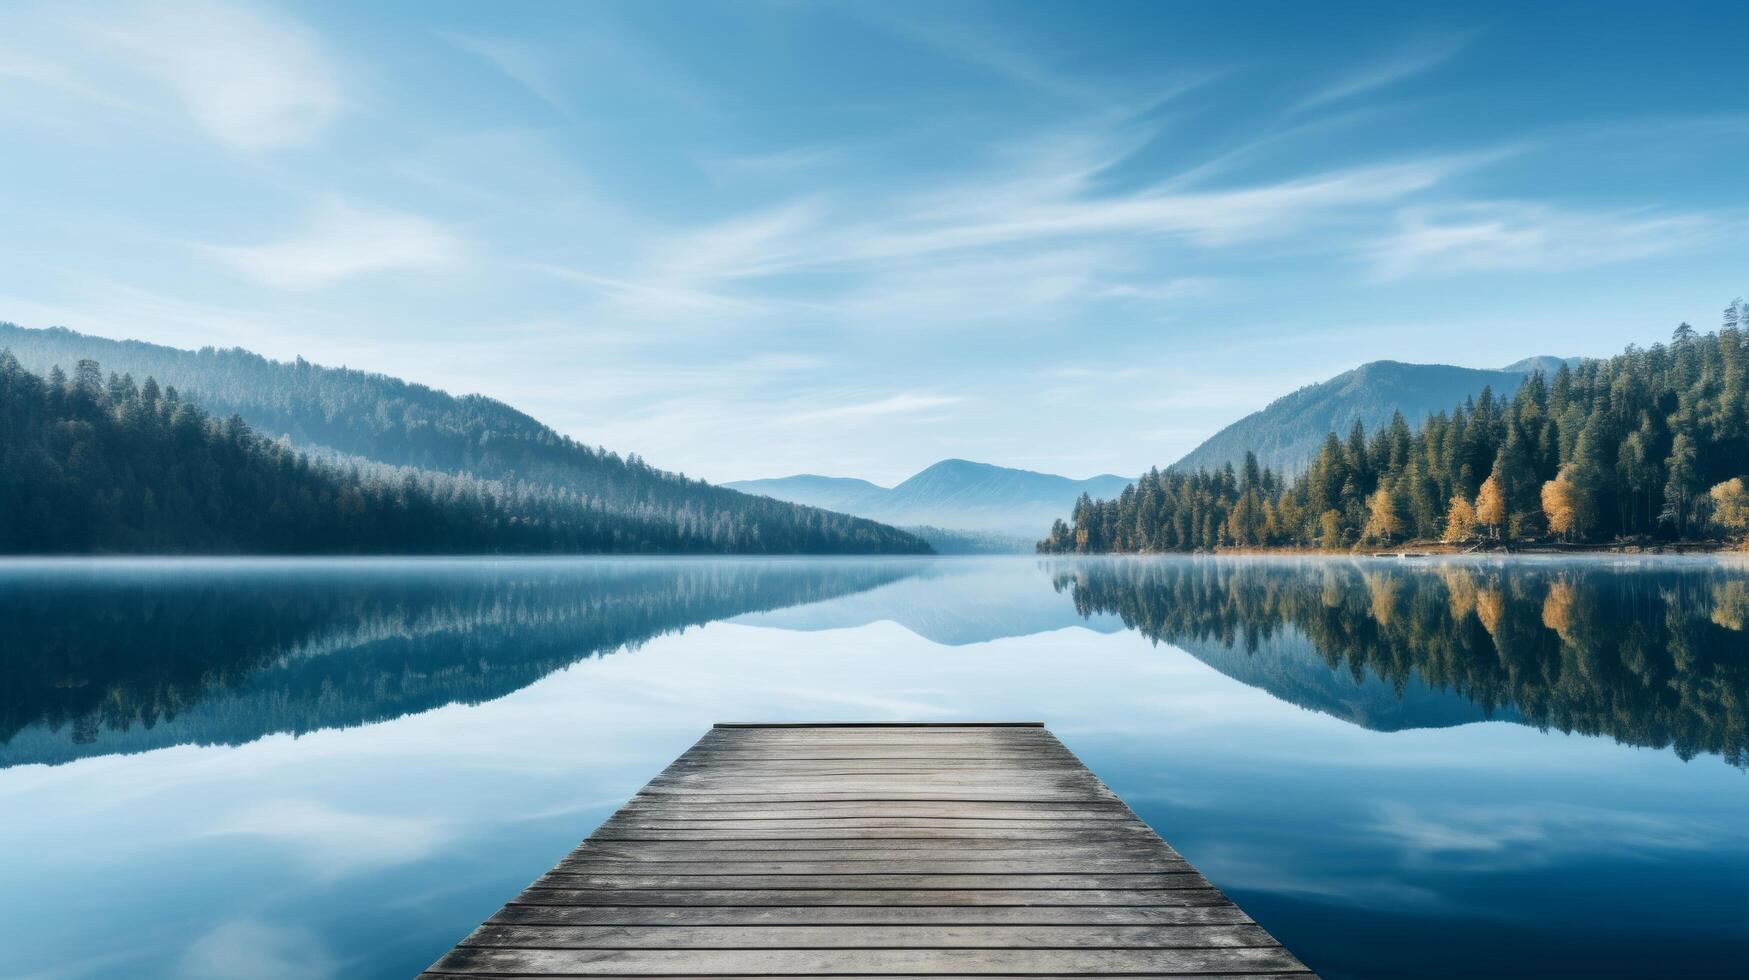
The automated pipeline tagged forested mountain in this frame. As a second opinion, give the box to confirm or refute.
[0,323,928,554]
[1043,308,1749,553]
[730,459,1133,538]
[0,351,926,554]
[1173,359,1571,476]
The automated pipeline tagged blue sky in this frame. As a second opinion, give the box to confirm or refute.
[1,0,1746,484]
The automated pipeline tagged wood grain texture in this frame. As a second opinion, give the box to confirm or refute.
[421,723,1316,978]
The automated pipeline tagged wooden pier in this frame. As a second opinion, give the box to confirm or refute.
[422,722,1317,978]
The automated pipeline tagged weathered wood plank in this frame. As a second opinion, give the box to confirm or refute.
[422,973,1315,980]
[426,946,1312,975]
[423,723,1316,978]
[554,859,1193,874]
[514,887,1232,907]
[587,828,1162,842]
[568,842,1179,859]
[611,800,1127,815]
[598,817,1154,831]
[531,872,1214,891]
[486,905,1256,927]
[462,923,1279,949]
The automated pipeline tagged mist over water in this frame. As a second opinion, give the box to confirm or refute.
[1,556,1744,979]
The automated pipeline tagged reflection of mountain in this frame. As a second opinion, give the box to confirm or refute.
[1169,628,1516,732]
[735,560,1126,645]
[1050,557,1749,765]
[0,559,920,768]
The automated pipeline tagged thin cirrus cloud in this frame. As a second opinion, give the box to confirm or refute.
[783,393,967,425]
[202,799,451,880]
[1366,203,1716,279]
[208,201,466,291]
[178,918,336,980]
[0,48,131,109]
[436,30,577,121]
[84,0,343,151]
[589,131,1481,326]
[1291,33,1473,113]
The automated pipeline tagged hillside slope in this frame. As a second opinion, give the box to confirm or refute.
[0,323,928,554]
[1174,359,1569,476]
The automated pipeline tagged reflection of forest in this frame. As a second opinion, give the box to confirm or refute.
[1051,559,1749,766]
[0,560,918,767]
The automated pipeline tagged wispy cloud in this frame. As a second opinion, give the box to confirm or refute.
[179,919,336,980]
[1367,800,1725,872]
[439,30,576,120]
[860,5,1096,101]
[1293,34,1472,113]
[0,48,129,108]
[85,0,343,150]
[785,393,966,425]
[534,264,766,317]
[1098,277,1221,303]
[209,201,465,290]
[203,800,450,879]
[1366,202,1714,279]
[584,127,1483,331]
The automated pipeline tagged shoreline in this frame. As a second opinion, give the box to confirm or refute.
[1040,541,1747,558]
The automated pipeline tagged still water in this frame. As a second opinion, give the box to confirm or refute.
[1,556,1745,979]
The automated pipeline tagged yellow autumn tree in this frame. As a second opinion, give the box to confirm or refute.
[1710,478,1749,541]
[1474,475,1506,540]
[1318,509,1344,551]
[1542,477,1579,541]
[1542,466,1596,542]
[1443,495,1477,542]
[1362,487,1404,543]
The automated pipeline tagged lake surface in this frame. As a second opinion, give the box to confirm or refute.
[1,555,1745,979]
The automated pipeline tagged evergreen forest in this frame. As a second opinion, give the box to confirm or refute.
[1042,307,1749,553]
[0,351,929,555]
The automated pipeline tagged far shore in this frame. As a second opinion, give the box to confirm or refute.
[1043,541,1748,558]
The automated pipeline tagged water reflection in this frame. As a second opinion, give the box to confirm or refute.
[0,558,921,767]
[0,556,1745,980]
[4,556,1748,769]
[1050,557,1749,766]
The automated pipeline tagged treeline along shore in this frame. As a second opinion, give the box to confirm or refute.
[1043,310,1749,554]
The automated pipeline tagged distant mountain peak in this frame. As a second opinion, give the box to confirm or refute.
[728,459,1134,539]
[1498,355,1581,373]
[1173,356,1565,477]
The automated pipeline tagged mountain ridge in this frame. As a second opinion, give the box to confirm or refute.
[1172,356,1576,476]
[728,459,1133,538]
[0,322,930,554]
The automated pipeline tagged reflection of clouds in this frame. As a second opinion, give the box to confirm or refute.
[1367,800,1725,872]
[7,563,1748,978]
[1193,841,1448,910]
[202,802,449,880]
[179,919,335,980]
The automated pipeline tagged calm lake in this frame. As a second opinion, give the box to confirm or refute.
[1,555,1745,979]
